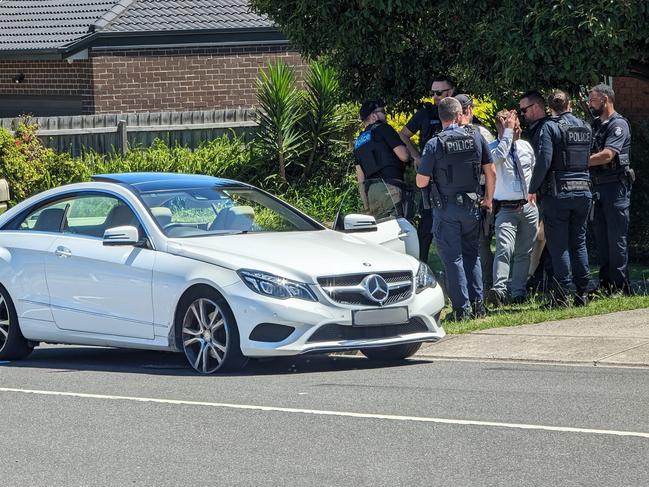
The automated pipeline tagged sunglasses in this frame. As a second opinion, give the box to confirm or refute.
[431,89,451,96]
[519,103,536,114]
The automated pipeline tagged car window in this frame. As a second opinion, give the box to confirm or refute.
[64,195,126,237]
[18,199,70,233]
[17,193,141,238]
[141,186,320,238]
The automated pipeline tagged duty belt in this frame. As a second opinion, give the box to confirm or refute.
[591,169,634,186]
[441,192,480,209]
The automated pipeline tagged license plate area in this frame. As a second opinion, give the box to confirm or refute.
[352,307,409,327]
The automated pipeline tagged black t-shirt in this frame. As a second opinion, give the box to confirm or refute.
[405,104,442,151]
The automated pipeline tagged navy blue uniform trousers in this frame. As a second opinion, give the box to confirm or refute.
[540,194,591,295]
[432,204,482,311]
[593,180,631,291]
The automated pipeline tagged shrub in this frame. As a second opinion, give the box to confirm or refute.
[0,120,90,204]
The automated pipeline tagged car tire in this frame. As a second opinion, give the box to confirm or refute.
[176,287,247,374]
[0,285,34,361]
[360,342,421,361]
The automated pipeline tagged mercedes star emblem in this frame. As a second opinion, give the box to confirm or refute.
[361,274,389,305]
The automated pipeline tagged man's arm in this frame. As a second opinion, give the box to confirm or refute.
[528,122,553,194]
[355,165,369,211]
[416,173,431,188]
[482,163,496,210]
[393,144,411,162]
[589,118,628,167]
[399,126,422,166]
[490,128,514,163]
[378,123,411,163]
[589,148,617,167]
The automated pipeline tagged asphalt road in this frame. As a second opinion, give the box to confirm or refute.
[1,345,648,486]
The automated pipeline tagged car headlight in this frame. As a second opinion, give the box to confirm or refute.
[238,269,317,302]
[415,262,437,293]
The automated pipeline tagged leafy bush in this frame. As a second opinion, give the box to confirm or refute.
[629,120,649,263]
[0,120,90,204]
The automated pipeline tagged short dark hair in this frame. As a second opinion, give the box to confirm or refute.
[438,97,462,122]
[520,90,546,107]
[590,83,615,103]
[432,76,456,90]
[359,100,384,121]
[548,89,570,113]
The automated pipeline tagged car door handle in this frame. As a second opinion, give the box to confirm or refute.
[398,231,410,239]
[54,246,72,258]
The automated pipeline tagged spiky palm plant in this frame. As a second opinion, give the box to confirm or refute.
[255,61,305,181]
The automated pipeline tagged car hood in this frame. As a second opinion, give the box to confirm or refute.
[165,229,418,283]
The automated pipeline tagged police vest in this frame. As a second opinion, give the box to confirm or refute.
[591,113,631,176]
[419,103,443,151]
[433,128,481,195]
[550,117,592,174]
[353,123,398,179]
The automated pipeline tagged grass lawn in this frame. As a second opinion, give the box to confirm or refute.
[443,294,649,334]
[427,244,649,334]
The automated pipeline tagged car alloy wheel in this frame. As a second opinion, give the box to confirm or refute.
[181,297,231,374]
[0,286,33,360]
[0,294,9,350]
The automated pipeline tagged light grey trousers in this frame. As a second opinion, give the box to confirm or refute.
[492,203,539,297]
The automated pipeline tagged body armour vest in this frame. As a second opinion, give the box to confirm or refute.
[550,116,592,174]
[433,127,481,195]
[353,123,399,179]
[591,113,631,176]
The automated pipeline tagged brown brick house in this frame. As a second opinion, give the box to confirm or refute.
[0,0,306,117]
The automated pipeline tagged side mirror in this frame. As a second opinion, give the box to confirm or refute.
[103,225,140,246]
[343,214,378,233]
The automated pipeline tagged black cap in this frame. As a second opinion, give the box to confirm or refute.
[359,100,384,121]
[454,94,474,108]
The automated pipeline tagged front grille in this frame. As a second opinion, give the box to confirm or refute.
[317,271,413,306]
[306,317,429,343]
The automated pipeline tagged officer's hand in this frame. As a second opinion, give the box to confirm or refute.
[527,193,537,207]
[480,198,493,211]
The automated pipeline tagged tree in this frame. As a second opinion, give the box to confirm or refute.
[250,0,649,107]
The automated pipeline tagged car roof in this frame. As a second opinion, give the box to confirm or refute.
[91,172,249,193]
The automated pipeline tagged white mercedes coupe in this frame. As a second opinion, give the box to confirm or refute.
[0,173,445,373]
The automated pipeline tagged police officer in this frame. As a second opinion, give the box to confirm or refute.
[519,90,554,294]
[588,84,633,295]
[399,77,455,261]
[416,97,496,321]
[527,90,592,306]
[354,100,411,218]
[455,93,497,291]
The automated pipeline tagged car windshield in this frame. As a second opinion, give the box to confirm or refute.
[139,185,323,238]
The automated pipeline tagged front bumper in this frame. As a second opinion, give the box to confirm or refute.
[223,280,446,357]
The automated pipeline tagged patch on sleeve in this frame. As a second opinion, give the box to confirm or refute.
[614,126,623,137]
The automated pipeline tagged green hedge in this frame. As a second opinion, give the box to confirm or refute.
[629,120,649,263]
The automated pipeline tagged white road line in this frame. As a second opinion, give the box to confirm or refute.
[1,386,648,440]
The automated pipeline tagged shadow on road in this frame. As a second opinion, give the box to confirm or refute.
[1,345,429,377]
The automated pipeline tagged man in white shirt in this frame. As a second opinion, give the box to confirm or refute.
[486,110,538,306]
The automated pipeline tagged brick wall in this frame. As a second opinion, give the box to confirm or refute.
[91,44,307,114]
[613,76,649,120]
[0,59,94,111]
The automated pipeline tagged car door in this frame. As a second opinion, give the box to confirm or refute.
[0,201,72,323]
[333,179,419,258]
[45,193,155,339]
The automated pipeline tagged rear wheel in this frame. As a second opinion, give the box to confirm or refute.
[360,342,421,361]
[177,288,246,374]
[0,286,33,360]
